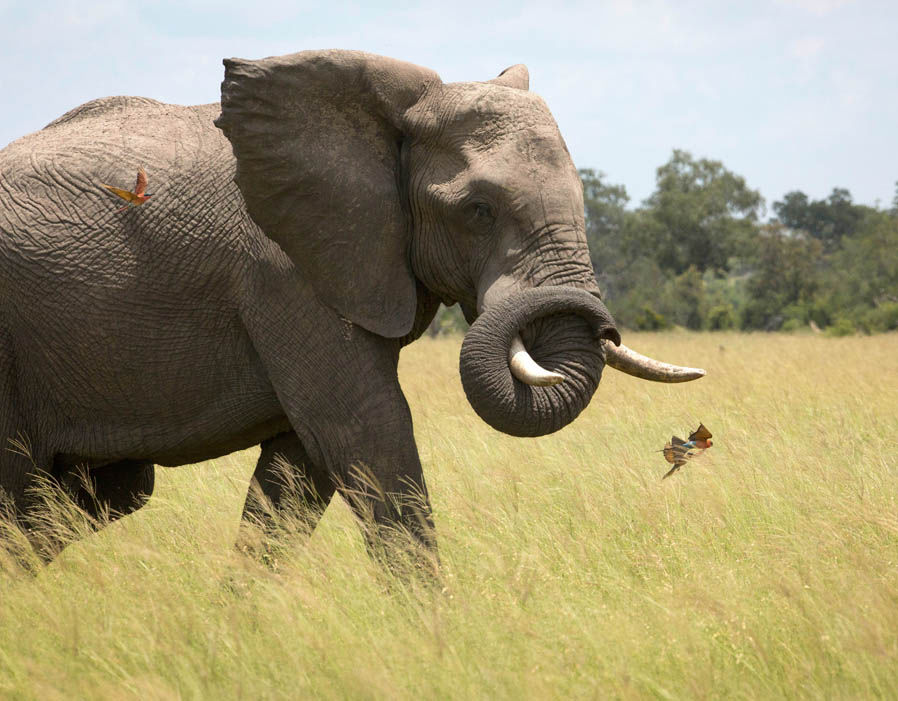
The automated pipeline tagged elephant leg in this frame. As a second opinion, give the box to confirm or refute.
[335,433,437,576]
[24,458,156,563]
[299,357,437,573]
[0,391,61,570]
[73,459,156,523]
[298,364,437,573]
[240,430,336,537]
[242,282,437,574]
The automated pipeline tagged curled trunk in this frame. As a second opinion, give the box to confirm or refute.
[459,287,619,437]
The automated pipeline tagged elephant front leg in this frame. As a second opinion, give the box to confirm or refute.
[332,399,438,575]
[243,285,437,575]
[303,379,437,576]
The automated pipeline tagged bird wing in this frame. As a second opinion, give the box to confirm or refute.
[664,436,693,465]
[134,168,148,197]
[101,184,141,204]
[662,437,689,464]
[689,423,712,442]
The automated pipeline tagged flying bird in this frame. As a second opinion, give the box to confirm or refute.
[661,423,713,480]
[100,168,153,212]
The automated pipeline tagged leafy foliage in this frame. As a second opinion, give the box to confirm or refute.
[740,224,823,331]
[640,150,763,275]
[773,188,875,253]
[427,303,468,336]
[581,150,897,334]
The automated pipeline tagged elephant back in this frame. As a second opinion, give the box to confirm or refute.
[44,96,170,130]
[0,98,254,294]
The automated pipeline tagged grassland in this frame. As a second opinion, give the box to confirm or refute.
[1,332,897,699]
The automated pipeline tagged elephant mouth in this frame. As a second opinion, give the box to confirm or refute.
[458,286,705,437]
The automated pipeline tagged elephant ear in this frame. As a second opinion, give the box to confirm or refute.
[215,50,440,338]
[489,64,529,90]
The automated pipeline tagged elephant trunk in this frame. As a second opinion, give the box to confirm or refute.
[459,287,620,437]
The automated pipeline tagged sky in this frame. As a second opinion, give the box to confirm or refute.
[1,0,896,211]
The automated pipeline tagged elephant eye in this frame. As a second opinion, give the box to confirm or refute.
[471,202,495,225]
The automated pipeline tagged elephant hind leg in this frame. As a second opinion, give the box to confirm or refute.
[238,431,336,562]
[19,457,155,564]
[71,459,155,522]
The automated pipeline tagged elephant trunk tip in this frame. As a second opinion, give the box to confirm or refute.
[598,324,621,347]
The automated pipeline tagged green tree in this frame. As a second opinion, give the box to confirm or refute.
[580,168,631,300]
[773,188,874,253]
[639,150,764,275]
[603,255,670,329]
[741,223,823,330]
[661,266,707,330]
[825,212,898,318]
[427,303,469,336]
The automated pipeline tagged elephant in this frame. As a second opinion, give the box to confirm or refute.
[0,50,703,568]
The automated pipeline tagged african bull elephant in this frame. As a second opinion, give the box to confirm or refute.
[0,50,702,565]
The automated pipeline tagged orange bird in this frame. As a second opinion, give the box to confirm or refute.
[661,423,713,480]
[101,168,153,212]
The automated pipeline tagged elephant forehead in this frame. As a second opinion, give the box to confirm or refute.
[439,83,562,145]
[481,129,574,174]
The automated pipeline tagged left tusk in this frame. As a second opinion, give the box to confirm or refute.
[509,335,565,386]
[604,342,706,382]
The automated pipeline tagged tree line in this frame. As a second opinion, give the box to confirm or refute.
[430,149,898,336]
[583,150,898,334]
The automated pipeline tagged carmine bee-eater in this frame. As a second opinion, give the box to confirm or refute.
[100,167,153,212]
[661,423,713,480]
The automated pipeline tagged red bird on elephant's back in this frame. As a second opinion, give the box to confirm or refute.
[100,168,154,212]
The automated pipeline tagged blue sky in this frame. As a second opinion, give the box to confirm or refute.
[2,0,895,210]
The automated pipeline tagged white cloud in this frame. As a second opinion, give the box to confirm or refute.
[776,0,855,16]
[790,35,825,60]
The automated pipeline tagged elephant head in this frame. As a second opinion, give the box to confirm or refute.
[215,51,702,438]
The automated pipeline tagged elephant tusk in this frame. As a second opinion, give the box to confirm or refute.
[509,335,565,386]
[603,342,706,383]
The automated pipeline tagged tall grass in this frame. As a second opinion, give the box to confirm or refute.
[1,332,896,699]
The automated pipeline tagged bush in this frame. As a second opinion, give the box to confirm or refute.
[427,304,469,336]
[665,267,706,330]
[633,306,671,331]
[859,302,898,333]
[825,318,856,337]
[707,304,736,330]
[780,318,804,333]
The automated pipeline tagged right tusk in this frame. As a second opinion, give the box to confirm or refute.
[604,342,706,383]
[509,335,565,386]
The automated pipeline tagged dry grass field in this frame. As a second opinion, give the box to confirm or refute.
[1,331,897,699]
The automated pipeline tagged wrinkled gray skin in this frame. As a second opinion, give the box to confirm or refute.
[0,51,620,566]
